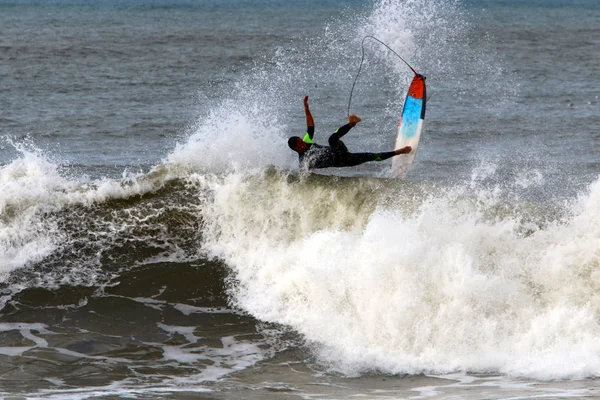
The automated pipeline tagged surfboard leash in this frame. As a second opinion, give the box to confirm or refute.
[347,35,419,117]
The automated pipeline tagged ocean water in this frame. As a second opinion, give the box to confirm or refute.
[1,0,600,398]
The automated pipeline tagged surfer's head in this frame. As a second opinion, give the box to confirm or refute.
[288,137,309,153]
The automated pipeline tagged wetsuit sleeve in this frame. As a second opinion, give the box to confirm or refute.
[303,97,315,144]
[303,126,315,144]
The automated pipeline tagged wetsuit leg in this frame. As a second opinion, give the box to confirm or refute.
[328,124,353,145]
[327,123,353,162]
[343,151,397,167]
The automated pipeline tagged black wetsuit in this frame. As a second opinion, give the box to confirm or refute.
[298,124,396,169]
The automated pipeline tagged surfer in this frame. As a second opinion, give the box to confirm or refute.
[288,96,412,169]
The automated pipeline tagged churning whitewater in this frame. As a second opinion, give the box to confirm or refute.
[5,140,600,381]
[192,167,600,380]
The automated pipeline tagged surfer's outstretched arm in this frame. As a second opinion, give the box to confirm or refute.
[303,96,315,142]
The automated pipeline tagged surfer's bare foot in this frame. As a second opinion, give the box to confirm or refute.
[348,115,361,126]
[395,146,412,155]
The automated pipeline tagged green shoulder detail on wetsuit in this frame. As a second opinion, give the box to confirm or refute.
[374,156,383,162]
[302,133,315,144]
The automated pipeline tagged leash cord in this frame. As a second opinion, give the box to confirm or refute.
[347,35,417,117]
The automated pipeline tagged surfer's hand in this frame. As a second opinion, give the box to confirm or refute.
[395,146,412,155]
[304,96,309,106]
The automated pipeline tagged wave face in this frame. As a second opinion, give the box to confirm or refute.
[5,135,600,384]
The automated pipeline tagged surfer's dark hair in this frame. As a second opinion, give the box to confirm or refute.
[288,136,301,150]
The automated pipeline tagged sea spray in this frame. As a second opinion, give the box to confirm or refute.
[166,105,293,173]
[164,0,515,184]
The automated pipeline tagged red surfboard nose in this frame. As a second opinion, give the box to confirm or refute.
[408,75,426,99]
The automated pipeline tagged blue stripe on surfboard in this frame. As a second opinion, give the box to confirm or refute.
[399,96,424,139]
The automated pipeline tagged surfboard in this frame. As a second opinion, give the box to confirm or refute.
[391,74,426,177]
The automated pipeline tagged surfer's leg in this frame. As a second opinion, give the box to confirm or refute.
[343,151,397,167]
[328,124,353,144]
[329,139,349,154]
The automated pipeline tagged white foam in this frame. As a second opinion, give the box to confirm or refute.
[23,382,212,400]
[0,322,52,334]
[0,143,69,275]
[412,374,593,400]
[0,323,49,356]
[152,324,269,382]
[157,323,199,344]
[0,138,176,277]
[192,167,600,380]
[173,304,237,316]
[0,346,33,356]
